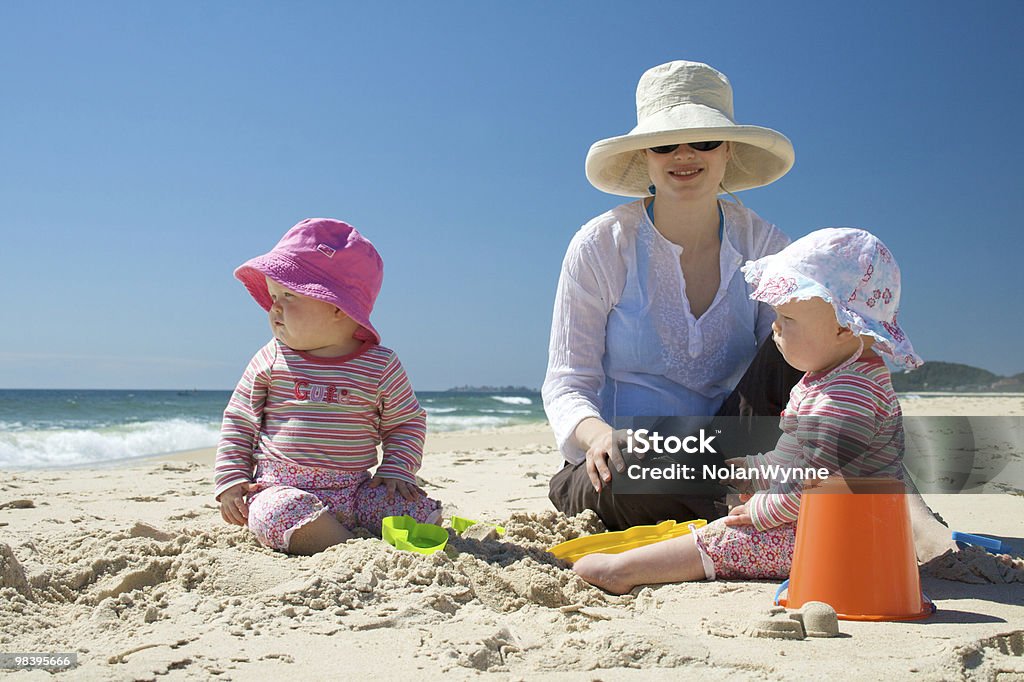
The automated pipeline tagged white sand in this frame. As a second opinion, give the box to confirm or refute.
[1,396,1022,680]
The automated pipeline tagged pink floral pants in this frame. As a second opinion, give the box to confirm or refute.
[693,518,796,580]
[246,459,441,552]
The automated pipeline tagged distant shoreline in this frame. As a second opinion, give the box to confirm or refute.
[441,386,539,393]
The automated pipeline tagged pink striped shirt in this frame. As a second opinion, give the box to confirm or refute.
[746,356,904,530]
[214,339,426,498]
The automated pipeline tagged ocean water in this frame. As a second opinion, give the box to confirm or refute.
[0,389,545,469]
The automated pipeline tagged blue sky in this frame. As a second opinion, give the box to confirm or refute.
[1,1,1022,390]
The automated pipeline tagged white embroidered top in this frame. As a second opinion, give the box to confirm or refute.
[542,199,790,464]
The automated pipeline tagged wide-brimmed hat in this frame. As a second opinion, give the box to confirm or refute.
[585,60,795,197]
[234,218,383,344]
[742,228,922,369]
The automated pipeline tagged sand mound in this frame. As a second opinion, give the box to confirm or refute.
[948,629,1024,680]
[0,509,635,675]
[921,546,1024,584]
[498,509,606,549]
[0,542,32,597]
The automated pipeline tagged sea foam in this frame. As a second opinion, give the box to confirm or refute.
[490,396,533,405]
[0,419,221,468]
[428,415,512,432]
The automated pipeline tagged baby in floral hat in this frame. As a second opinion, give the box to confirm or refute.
[574,228,919,592]
[214,218,441,555]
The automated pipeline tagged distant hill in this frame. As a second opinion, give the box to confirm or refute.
[891,361,1024,392]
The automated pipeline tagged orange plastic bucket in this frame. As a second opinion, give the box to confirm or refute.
[776,476,934,621]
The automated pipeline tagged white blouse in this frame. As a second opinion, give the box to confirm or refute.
[542,199,790,464]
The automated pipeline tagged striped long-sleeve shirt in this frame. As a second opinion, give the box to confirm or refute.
[214,339,426,499]
[745,356,904,530]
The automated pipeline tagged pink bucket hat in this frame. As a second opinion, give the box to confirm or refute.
[234,218,383,344]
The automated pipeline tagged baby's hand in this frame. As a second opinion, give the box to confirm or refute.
[723,502,753,527]
[368,475,423,503]
[218,482,251,526]
[724,457,754,495]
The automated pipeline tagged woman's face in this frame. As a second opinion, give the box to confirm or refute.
[645,141,730,203]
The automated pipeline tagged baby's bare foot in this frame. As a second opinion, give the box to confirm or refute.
[573,554,635,595]
[911,512,957,562]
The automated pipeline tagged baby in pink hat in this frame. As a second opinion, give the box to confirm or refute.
[574,228,918,592]
[214,218,441,554]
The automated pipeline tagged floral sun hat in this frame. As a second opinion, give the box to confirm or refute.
[742,228,922,369]
[234,218,383,344]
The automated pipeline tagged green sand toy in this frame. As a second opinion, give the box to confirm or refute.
[450,516,505,536]
[381,515,449,555]
[381,515,507,555]
[548,519,707,563]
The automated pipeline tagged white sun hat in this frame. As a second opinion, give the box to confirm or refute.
[585,60,795,197]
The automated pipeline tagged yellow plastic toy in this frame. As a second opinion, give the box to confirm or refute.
[548,519,707,563]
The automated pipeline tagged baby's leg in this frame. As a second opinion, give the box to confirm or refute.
[907,492,957,561]
[288,512,354,555]
[697,519,795,580]
[573,534,707,595]
[353,479,442,534]
[247,484,352,555]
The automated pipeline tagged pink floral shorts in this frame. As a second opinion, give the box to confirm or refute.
[246,459,441,552]
[693,518,796,580]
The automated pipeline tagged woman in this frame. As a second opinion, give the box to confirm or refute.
[542,60,800,531]
[543,61,959,564]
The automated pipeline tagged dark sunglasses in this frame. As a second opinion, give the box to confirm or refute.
[649,141,724,154]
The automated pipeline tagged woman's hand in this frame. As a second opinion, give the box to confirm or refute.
[218,482,251,526]
[576,418,626,493]
[368,474,424,503]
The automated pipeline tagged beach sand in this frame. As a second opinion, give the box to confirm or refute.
[1,396,1022,680]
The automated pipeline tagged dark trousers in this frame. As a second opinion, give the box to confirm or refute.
[548,339,803,531]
